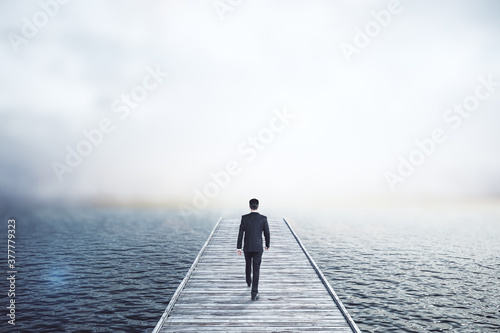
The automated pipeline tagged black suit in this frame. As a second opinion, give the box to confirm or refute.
[237,212,270,296]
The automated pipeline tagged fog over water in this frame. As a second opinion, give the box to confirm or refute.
[1,3,500,331]
[1,0,500,212]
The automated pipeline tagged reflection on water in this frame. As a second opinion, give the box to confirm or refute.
[1,206,499,332]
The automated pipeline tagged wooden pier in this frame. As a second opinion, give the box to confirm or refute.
[152,217,361,332]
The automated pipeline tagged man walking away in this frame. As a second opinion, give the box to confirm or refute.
[237,198,270,301]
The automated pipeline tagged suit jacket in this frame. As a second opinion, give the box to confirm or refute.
[237,212,270,252]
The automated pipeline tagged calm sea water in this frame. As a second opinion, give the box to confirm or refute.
[0,208,215,333]
[1,206,499,332]
[294,208,500,333]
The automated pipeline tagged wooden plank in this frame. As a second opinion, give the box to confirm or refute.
[283,218,361,333]
[151,217,223,333]
[152,218,360,333]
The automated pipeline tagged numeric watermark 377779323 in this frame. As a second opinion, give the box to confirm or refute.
[6,218,17,326]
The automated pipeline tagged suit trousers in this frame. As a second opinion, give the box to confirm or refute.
[244,251,263,296]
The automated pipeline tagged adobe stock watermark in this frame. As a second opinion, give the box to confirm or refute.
[7,0,71,54]
[212,0,243,21]
[384,74,499,192]
[340,0,406,64]
[51,65,168,182]
[179,106,297,218]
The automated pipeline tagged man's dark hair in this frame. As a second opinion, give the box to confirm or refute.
[249,198,259,210]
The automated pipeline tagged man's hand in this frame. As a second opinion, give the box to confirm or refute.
[237,249,242,256]
[265,247,269,251]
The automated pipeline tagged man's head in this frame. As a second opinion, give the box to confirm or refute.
[249,198,259,211]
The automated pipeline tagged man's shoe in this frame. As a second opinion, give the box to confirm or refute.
[251,293,259,301]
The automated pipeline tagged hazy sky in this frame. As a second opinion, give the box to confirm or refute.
[1,0,500,212]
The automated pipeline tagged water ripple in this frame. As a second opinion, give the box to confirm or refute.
[297,211,500,333]
[3,208,499,332]
[1,208,214,332]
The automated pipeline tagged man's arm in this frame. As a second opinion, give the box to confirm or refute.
[237,218,245,255]
[263,217,270,250]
